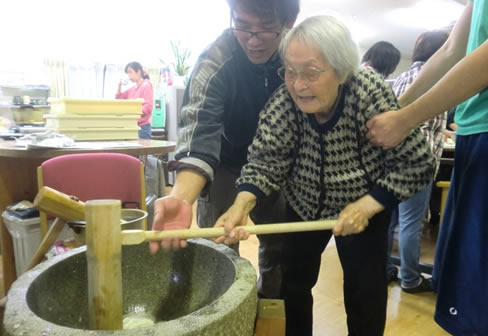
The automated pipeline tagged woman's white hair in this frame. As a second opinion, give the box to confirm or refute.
[279,15,360,79]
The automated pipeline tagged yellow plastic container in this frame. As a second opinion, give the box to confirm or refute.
[46,127,140,141]
[44,114,140,129]
[49,98,143,115]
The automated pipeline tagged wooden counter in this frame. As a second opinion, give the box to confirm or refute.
[0,139,175,293]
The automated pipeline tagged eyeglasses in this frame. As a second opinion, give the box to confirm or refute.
[232,28,282,41]
[278,66,329,83]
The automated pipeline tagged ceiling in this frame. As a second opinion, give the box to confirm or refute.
[298,0,468,57]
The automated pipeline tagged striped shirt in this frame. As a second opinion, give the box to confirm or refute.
[392,61,446,175]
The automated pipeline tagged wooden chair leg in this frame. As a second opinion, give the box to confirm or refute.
[255,299,286,336]
[436,181,450,224]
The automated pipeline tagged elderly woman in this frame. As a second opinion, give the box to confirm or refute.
[215,15,434,336]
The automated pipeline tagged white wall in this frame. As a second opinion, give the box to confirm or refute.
[1,1,419,87]
[391,56,412,79]
[0,0,231,85]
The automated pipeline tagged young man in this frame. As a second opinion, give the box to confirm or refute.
[150,0,299,299]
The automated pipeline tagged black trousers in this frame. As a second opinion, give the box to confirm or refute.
[281,205,390,336]
[197,164,287,298]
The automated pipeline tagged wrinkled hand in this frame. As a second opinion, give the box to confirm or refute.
[333,204,369,236]
[333,195,384,236]
[214,204,250,246]
[366,110,410,149]
[149,196,193,254]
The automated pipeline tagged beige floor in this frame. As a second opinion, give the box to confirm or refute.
[238,221,448,336]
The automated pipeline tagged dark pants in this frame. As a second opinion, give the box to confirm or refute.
[432,133,488,335]
[197,164,286,299]
[281,205,390,336]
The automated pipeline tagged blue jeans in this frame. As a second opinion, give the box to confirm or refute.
[138,123,152,139]
[387,181,433,287]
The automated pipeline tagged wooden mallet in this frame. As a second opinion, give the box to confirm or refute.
[34,187,337,246]
[33,186,337,330]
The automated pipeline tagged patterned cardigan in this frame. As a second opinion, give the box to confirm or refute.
[237,69,435,221]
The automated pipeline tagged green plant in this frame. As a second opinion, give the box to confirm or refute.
[170,40,191,76]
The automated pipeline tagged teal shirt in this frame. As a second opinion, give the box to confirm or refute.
[455,0,488,135]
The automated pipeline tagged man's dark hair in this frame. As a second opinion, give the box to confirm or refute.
[226,0,300,25]
[361,41,401,78]
[412,30,449,63]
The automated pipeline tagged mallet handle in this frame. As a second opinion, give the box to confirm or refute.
[121,220,336,245]
[86,200,123,330]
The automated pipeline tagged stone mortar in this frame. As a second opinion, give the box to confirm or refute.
[4,239,257,336]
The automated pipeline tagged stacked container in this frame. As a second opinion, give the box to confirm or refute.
[45,98,143,140]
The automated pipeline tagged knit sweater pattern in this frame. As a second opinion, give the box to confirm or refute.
[237,69,435,221]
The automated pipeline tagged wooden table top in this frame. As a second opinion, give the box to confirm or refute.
[0,139,176,159]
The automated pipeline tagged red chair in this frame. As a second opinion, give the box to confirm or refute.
[37,153,147,237]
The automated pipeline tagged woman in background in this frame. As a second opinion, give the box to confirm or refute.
[361,41,401,79]
[116,61,154,139]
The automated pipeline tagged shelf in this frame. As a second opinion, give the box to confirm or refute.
[0,84,49,90]
[8,105,50,109]
[0,84,23,89]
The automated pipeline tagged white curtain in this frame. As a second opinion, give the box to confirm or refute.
[43,59,68,98]
[103,63,128,99]
[44,59,105,98]
[66,62,105,98]
[146,67,162,89]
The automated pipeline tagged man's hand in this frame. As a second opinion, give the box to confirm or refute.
[366,110,412,149]
[333,195,384,236]
[149,196,193,254]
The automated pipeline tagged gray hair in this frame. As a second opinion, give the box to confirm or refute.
[279,15,360,79]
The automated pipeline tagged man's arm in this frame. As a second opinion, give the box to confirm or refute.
[150,34,233,251]
[169,169,207,204]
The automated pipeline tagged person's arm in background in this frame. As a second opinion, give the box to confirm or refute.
[139,82,154,123]
[366,2,477,148]
[446,106,458,131]
[115,80,129,99]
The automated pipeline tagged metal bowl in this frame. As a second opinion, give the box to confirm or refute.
[68,208,147,246]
